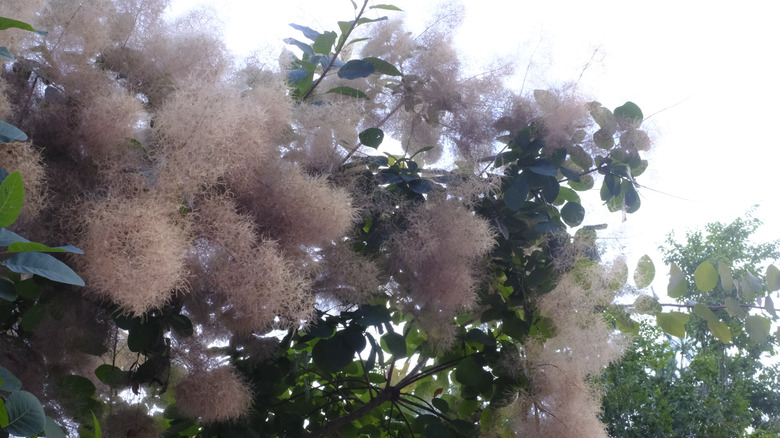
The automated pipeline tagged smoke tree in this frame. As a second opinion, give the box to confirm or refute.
[5,0,767,436]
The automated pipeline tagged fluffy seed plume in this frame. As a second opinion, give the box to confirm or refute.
[73,194,190,315]
[175,365,252,423]
[512,261,628,437]
[231,161,357,252]
[392,200,494,348]
[189,194,313,334]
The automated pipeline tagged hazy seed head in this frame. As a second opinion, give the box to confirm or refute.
[73,193,190,316]
[175,365,252,423]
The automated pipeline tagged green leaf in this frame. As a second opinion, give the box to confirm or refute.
[741,272,763,301]
[0,171,23,228]
[569,145,593,169]
[560,202,585,227]
[381,332,407,358]
[707,320,732,344]
[94,365,128,388]
[312,31,337,54]
[92,411,102,438]
[370,4,403,11]
[0,366,22,392]
[0,46,13,62]
[766,265,780,291]
[503,178,528,211]
[20,304,45,331]
[553,187,580,205]
[337,59,375,79]
[288,23,321,41]
[0,277,16,301]
[0,18,36,33]
[6,241,83,254]
[668,264,687,299]
[656,312,689,339]
[431,398,449,413]
[745,315,770,344]
[693,303,718,323]
[4,390,45,436]
[633,255,655,290]
[568,174,594,191]
[766,296,777,318]
[282,38,314,55]
[325,86,368,100]
[0,399,7,428]
[633,294,662,315]
[0,122,28,143]
[43,416,66,438]
[312,328,365,374]
[2,252,85,286]
[614,101,643,128]
[362,57,402,76]
[358,127,384,148]
[693,261,718,292]
[455,356,489,387]
[719,261,734,291]
[724,297,747,318]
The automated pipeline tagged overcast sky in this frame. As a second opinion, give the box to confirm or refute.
[170,0,780,291]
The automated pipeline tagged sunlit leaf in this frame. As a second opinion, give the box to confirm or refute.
[693,303,718,323]
[693,261,717,292]
[724,297,747,318]
[634,255,655,290]
[312,31,337,54]
[0,171,24,227]
[370,4,403,11]
[766,296,777,318]
[719,261,734,291]
[633,294,661,315]
[326,86,368,100]
[668,264,687,299]
[656,312,689,339]
[766,265,780,291]
[707,320,732,344]
[614,101,643,128]
[560,202,585,227]
[745,315,770,344]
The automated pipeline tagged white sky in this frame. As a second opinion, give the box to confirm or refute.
[170,0,780,292]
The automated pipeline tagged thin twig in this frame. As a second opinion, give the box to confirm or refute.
[301,0,369,101]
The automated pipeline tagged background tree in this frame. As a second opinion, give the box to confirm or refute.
[600,215,780,437]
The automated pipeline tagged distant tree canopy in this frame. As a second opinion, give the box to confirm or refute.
[601,215,780,437]
[0,1,778,437]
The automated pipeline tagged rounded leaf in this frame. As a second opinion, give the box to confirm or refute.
[633,255,655,290]
[707,320,732,344]
[4,390,45,436]
[337,59,375,79]
[745,315,770,344]
[766,265,780,292]
[656,312,689,339]
[694,262,717,292]
[358,128,384,149]
[614,101,643,128]
[724,297,747,318]
[0,171,24,228]
[667,264,687,299]
[560,202,585,227]
[718,261,734,291]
